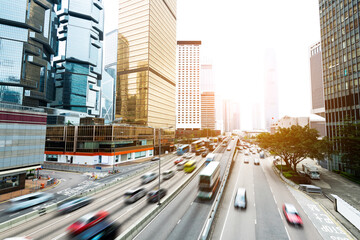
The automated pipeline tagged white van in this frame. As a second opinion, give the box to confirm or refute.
[7,192,54,212]
[234,188,246,209]
[141,172,158,184]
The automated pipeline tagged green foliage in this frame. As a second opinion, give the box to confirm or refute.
[340,171,360,184]
[257,125,328,173]
[283,172,293,178]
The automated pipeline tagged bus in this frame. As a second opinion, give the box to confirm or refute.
[198,161,220,200]
[183,160,197,173]
[205,153,216,165]
[177,144,190,156]
[191,140,204,152]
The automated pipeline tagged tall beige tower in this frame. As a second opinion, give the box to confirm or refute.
[116,0,176,129]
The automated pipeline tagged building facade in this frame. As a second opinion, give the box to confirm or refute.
[116,0,176,129]
[201,92,215,130]
[318,0,360,170]
[310,42,325,118]
[223,99,240,132]
[176,41,201,130]
[45,124,174,165]
[264,49,279,131]
[52,0,104,116]
[0,0,58,107]
[0,103,47,194]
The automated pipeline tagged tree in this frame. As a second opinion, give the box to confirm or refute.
[256,125,327,173]
[337,120,360,176]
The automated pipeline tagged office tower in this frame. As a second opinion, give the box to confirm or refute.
[319,0,360,170]
[223,99,240,132]
[116,0,176,129]
[52,0,104,116]
[310,42,325,118]
[252,102,262,130]
[176,41,201,130]
[101,29,118,122]
[0,103,47,194]
[200,64,216,130]
[0,1,58,107]
[264,49,279,131]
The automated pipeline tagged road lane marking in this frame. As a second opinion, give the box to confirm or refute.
[191,201,193,205]
[255,219,257,225]
[284,226,291,240]
[28,214,71,236]
[177,219,181,224]
[99,196,107,201]
[273,195,277,204]
[52,231,67,240]
[278,208,283,220]
[254,203,256,207]
[105,199,124,211]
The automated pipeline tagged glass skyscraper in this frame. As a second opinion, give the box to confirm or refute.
[116,0,176,129]
[52,0,104,116]
[0,0,58,107]
[319,0,360,170]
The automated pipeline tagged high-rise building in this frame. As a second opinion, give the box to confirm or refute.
[200,63,215,130]
[52,0,104,116]
[116,0,176,129]
[0,1,58,107]
[310,42,325,118]
[223,99,240,132]
[264,49,279,131]
[318,0,360,171]
[252,102,262,130]
[176,41,201,130]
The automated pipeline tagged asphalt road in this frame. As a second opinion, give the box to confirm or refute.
[134,139,234,240]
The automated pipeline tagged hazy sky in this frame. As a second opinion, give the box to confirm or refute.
[104,0,321,130]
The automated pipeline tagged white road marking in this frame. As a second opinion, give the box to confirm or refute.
[254,203,256,207]
[285,226,291,240]
[9,212,20,217]
[255,219,257,225]
[278,208,283,220]
[28,214,71,236]
[177,219,181,224]
[99,196,107,201]
[105,199,124,211]
[191,201,193,205]
[51,231,67,240]
[273,195,277,204]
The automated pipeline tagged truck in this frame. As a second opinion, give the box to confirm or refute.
[302,163,320,179]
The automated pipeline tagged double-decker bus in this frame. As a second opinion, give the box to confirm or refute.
[198,161,220,200]
[183,160,197,173]
[176,144,190,156]
[191,140,204,153]
[205,153,216,165]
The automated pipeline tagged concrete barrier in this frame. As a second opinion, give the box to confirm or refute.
[333,194,360,231]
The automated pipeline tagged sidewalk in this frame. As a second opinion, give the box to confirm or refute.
[298,158,360,239]
[0,177,58,203]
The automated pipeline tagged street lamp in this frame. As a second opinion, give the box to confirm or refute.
[153,126,173,205]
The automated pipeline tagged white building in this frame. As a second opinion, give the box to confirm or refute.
[176,41,202,130]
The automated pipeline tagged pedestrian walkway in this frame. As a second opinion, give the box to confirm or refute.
[0,177,58,203]
[297,158,360,239]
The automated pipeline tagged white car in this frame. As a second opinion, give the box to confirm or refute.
[234,188,246,209]
[227,146,231,151]
[243,158,249,164]
[162,170,175,180]
[141,172,158,184]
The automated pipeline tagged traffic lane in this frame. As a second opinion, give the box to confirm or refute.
[253,157,289,240]
[50,158,206,240]
[260,158,323,240]
[211,153,256,240]
[0,156,186,239]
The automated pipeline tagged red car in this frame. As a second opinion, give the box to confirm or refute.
[283,203,303,226]
[67,210,109,235]
[174,158,184,165]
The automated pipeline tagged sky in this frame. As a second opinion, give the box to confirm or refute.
[103,0,321,130]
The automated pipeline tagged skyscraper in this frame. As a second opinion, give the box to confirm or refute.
[52,0,104,116]
[318,0,360,170]
[200,64,216,130]
[264,49,279,131]
[310,42,325,118]
[176,41,201,130]
[116,0,176,129]
[0,0,58,107]
[223,99,240,132]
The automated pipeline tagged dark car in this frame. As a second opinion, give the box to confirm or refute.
[283,203,303,226]
[147,189,167,203]
[58,196,93,214]
[73,220,119,240]
[124,188,147,204]
[151,157,160,161]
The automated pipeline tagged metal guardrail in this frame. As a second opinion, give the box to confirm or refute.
[198,140,238,240]
[0,155,173,233]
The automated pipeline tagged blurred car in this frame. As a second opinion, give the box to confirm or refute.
[58,196,93,214]
[174,158,184,165]
[72,220,118,240]
[151,157,160,161]
[254,158,260,165]
[244,151,250,156]
[7,192,54,213]
[176,160,187,170]
[147,189,167,203]
[201,150,209,157]
[141,172,158,184]
[282,203,303,226]
[184,153,193,159]
[234,188,246,209]
[243,158,249,164]
[227,146,231,151]
[162,170,175,180]
[67,210,109,236]
[124,188,147,204]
